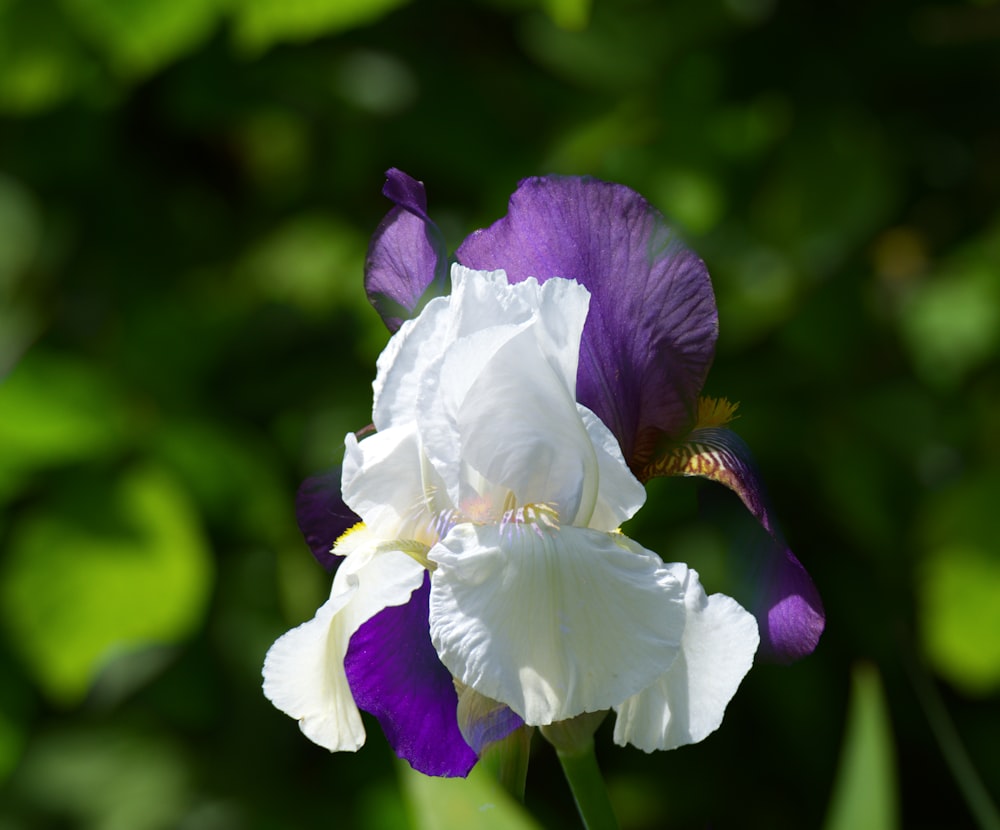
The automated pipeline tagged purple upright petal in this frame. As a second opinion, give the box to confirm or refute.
[296,471,359,571]
[643,427,824,662]
[457,176,718,466]
[345,574,479,777]
[382,167,433,223]
[365,169,449,332]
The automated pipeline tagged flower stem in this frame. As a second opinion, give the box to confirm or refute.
[557,741,620,830]
[905,652,1000,830]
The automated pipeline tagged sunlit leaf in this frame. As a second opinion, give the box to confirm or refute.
[0,349,129,480]
[898,249,1000,390]
[232,0,412,53]
[650,167,726,235]
[0,465,214,704]
[400,757,543,830]
[823,662,899,830]
[237,213,369,315]
[60,0,223,78]
[541,0,592,31]
[0,1,94,113]
[918,473,1000,695]
[921,544,1000,695]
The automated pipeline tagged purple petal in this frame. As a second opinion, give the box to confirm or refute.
[345,573,479,777]
[365,169,449,332]
[643,427,824,662]
[456,176,718,466]
[382,167,433,223]
[757,541,826,663]
[295,471,358,572]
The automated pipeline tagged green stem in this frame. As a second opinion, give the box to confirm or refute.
[906,654,1000,830]
[557,741,620,830]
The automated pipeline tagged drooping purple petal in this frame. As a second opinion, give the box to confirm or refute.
[365,169,449,332]
[344,574,479,777]
[642,427,824,662]
[295,470,359,571]
[755,541,826,663]
[456,176,718,467]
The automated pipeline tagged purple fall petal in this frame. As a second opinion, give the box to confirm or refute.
[456,175,718,466]
[643,426,824,661]
[295,471,358,571]
[365,169,449,332]
[344,574,479,778]
[757,542,826,663]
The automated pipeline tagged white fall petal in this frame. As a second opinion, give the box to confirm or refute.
[612,562,759,752]
[429,522,687,726]
[262,531,425,752]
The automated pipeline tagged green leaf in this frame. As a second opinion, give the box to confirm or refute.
[0,349,129,487]
[920,543,1000,695]
[0,464,214,704]
[232,0,411,54]
[823,662,899,830]
[60,0,223,78]
[399,758,543,830]
[0,1,95,113]
[899,256,1000,390]
[917,473,1000,695]
[541,0,592,31]
[237,212,369,315]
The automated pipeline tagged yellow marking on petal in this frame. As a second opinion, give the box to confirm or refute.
[376,538,435,571]
[500,501,560,529]
[695,395,739,429]
[641,439,729,483]
[331,521,370,556]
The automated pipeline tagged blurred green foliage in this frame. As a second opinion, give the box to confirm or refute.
[1,0,998,827]
[824,663,899,830]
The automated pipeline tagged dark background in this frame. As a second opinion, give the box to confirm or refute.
[1,0,998,827]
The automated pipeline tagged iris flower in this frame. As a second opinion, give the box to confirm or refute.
[265,171,824,778]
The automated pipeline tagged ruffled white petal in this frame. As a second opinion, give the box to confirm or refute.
[374,266,578,432]
[428,523,686,725]
[612,563,759,752]
[372,294,452,432]
[412,269,595,521]
[262,539,425,752]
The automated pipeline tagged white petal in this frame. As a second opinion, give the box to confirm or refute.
[262,542,426,752]
[579,404,647,531]
[372,294,452,432]
[613,563,759,752]
[342,423,446,542]
[429,523,686,725]
[370,266,597,524]
[441,324,599,523]
[372,267,529,432]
